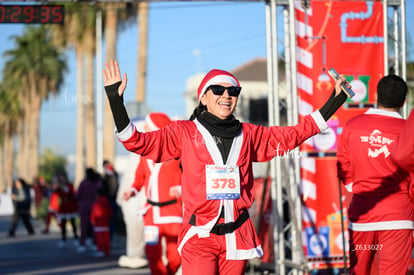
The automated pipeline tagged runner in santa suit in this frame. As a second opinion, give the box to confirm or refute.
[103,60,349,275]
[55,173,79,248]
[390,91,414,275]
[392,108,414,173]
[42,181,62,233]
[90,188,113,257]
[337,75,413,274]
[123,112,183,275]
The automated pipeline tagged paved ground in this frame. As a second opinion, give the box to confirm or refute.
[0,215,151,275]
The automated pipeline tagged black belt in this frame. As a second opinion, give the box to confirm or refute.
[147,198,177,207]
[189,209,249,235]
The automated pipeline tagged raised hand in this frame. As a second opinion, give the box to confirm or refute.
[335,75,351,97]
[103,60,128,97]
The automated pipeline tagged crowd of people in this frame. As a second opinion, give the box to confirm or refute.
[6,161,121,259]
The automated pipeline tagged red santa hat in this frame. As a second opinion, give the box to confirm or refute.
[197,69,240,101]
[145,112,171,131]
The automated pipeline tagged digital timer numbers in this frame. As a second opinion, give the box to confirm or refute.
[0,5,65,24]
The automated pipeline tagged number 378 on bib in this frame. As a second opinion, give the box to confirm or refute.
[205,165,241,200]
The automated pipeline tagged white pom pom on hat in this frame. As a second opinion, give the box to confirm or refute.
[145,112,171,131]
[197,69,240,101]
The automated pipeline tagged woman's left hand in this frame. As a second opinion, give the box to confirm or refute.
[334,75,351,96]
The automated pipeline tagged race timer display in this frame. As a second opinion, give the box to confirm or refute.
[0,5,64,24]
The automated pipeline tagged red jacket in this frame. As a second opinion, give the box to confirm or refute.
[56,183,78,216]
[392,108,414,173]
[337,108,414,231]
[49,191,60,212]
[132,158,183,225]
[118,112,324,260]
[90,196,113,228]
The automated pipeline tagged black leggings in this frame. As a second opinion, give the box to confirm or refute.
[60,217,78,241]
[9,211,34,235]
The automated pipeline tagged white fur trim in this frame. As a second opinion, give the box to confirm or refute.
[365,108,403,118]
[145,115,159,131]
[198,75,239,100]
[145,161,183,224]
[311,111,328,132]
[344,182,353,193]
[349,220,414,231]
[116,122,135,141]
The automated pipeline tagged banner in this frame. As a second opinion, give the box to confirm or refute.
[295,0,384,270]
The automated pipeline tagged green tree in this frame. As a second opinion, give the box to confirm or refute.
[38,148,68,184]
[2,25,67,181]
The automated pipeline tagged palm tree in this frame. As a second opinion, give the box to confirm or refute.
[2,25,66,182]
[81,5,98,169]
[50,2,135,185]
[102,2,136,164]
[103,2,120,166]
[51,3,97,187]
[0,82,21,192]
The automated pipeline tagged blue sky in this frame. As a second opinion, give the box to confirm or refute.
[1,1,414,156]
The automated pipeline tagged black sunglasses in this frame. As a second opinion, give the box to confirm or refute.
[208,85,242,97]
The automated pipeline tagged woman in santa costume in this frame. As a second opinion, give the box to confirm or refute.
[103,60,349,275]
[55,173,79,248]
[123,112,183,275]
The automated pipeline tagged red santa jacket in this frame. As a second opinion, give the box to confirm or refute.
[117,112,325,260]
[337,108,414,231]
[131,158,183,225]
[392,108,414,173]
[56,183,78,217]
[90,196,113,229]
[49,191,60,212]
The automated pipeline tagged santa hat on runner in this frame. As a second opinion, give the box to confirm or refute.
[197,69,240,101]
[145,112,171,131]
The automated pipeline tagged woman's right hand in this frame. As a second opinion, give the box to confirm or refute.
[103,60,128,97]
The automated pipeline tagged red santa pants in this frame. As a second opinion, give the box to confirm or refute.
[181,232,247,275]
[145,223,181,275]
[45,211,61,229]
[94,229,110,256]
[349,229,413,275]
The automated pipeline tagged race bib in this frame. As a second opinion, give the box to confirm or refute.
[206,165,240,200]
[144,226,159,245]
